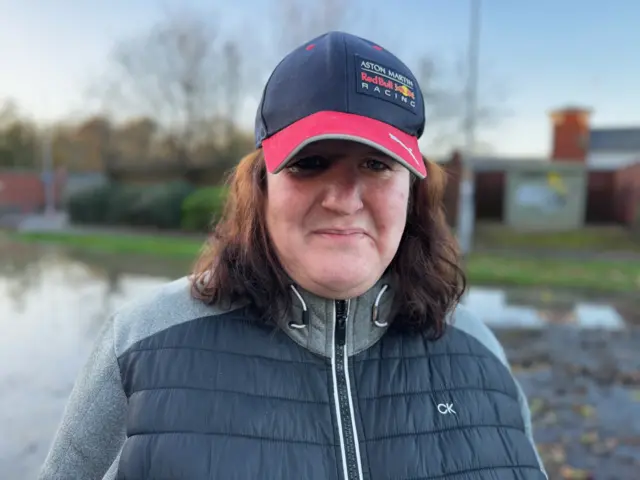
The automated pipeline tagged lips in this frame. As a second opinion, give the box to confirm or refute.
[313,228,367,235]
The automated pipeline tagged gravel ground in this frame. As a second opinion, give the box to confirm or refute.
[497,326,640,479]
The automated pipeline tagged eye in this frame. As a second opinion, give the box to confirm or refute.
[287,155,330,174]
[363,158,392,171]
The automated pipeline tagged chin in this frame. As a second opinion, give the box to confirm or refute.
[308,260,380,298]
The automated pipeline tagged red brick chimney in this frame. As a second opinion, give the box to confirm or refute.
[549,106,591,162]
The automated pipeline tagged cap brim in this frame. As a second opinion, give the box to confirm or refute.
[261,111,426,179]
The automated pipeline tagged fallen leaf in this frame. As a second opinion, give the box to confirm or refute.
[573,404,596,418]
[560,465,592,479]
[529,397,545,415]
[540,411,558,425]
[549,444,567,463]
[604,437,619,450]
[579,431,598,445]
[592,437,619,455]
[540,291,553,303]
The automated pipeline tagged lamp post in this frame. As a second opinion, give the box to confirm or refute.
[456,0,481,256]
[42,129,55,215]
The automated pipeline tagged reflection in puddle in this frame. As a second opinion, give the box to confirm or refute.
[0,241,635,478]
[462,286,627,330]
[0,245,184,479]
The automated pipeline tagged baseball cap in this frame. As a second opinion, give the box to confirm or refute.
[254,31,427,179]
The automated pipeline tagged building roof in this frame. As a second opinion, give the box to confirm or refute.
[586,153,640,171]
[589,127,640,152]
[467,156,588,173]
[470,156,548,172]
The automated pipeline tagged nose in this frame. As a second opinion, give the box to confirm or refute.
[320,170,364,215]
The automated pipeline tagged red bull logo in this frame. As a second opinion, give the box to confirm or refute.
[394,84,415,99]
[360,72,393,89]
[361,72,416,99]
[356,55,418,112]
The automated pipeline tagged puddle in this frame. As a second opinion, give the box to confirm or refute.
[462,286,630,330]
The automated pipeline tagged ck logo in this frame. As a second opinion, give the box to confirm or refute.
[437,402,456,415]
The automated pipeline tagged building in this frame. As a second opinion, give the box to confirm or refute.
[550,107,640,224]
[551,106,640,169]
[0,169,66,216]
[443,107,640,227]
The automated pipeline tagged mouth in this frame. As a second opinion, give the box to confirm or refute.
[312,228,370,243]
[313,228,368,236]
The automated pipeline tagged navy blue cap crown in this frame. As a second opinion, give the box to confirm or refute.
[255,31,425,148]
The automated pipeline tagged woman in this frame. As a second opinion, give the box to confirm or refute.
[40,31,546,479]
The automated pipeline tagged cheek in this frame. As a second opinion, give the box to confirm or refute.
[266,177,309,237]
[372,181,410,235]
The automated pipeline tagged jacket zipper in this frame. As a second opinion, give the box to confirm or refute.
[332,299,363,480]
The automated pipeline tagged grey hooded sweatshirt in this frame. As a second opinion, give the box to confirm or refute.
[39,276,546,479]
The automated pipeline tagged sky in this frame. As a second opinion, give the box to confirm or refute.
[1,0,639,157]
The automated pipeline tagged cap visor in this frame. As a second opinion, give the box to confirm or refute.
[261,111,426,178]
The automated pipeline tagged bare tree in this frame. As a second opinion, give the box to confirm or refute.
[221,40,242,140]
[72,116,114,171]
[273,0,353,54]
[267,1,508,156]
[95,10,245,165]
[414,53,510,155]
[0,98,20,129]
[112,117,158,163]
[0,98,39,168]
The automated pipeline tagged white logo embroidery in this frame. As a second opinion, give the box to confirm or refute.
[388,133,418,165]
[437,403,456,415]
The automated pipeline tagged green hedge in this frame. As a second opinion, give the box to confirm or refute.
[68,182,229,232]
[68,181,197,230]
[181,186,228,232]
[67,184,114,225]
[124,182,196,229]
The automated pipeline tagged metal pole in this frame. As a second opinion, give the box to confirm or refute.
[42,130,55,215]
[456,0,481,256]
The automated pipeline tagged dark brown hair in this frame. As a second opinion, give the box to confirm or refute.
[191,149,466,336]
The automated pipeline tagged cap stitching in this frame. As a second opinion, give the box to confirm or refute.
[342,35,349,112]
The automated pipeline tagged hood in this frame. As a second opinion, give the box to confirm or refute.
[281,275,395,358]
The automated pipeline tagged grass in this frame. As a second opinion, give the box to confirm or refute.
[9,231,204,257]
[474,223,640,252]
[7,229,640,294]
[466,254,640,294]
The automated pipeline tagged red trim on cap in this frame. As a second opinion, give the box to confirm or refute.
[261,111,426,178]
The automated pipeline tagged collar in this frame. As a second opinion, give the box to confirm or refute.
[281,275,395,358]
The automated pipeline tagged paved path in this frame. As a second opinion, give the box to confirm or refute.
[474,246,640,261]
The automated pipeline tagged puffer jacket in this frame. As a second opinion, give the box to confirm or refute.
[39,276,547,479]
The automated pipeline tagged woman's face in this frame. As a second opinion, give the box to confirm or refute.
[265,140,412,299]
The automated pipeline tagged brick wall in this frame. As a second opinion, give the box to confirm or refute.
[613,162,640,224]
[550,108,591,162]
[0,170,64,214]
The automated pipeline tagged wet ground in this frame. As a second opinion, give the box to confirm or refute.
[463,286,640,479]
[499,328,640,480]
[0,238,638,479]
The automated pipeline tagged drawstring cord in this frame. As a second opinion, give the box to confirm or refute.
[289,285,308,329]
[288,283,390,329]
[371,284,389,327]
